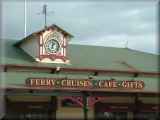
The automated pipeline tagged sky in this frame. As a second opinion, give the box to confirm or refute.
[1,0,159,54]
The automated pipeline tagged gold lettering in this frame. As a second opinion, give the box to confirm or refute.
[30,79,35,86]
[61,80,67,87]
[84,80,90,88]
[104,81,111,88]
[112,81,118,88]
[40,80,46,86]
[122,81,127,88]
[50,80,55,86]
[35,79,41,86]
[98,81,103,88]
[67,80,71,86]
[137,81,144,89]
[27,78,144,90]
[128,81,133,88]
[103,81,109,88]
[79,80,84,86]
[46,79,51,86]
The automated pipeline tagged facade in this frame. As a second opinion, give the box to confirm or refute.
[0,25,159,120]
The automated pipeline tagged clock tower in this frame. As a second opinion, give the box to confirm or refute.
[15,24,73,64]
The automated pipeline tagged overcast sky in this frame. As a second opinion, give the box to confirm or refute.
[1,0,159,54]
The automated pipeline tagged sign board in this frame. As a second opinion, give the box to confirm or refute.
[26,78,144,90]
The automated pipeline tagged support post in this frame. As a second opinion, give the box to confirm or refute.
[49,96,57,119]
[82,92,88,120]
[134,94,141,120]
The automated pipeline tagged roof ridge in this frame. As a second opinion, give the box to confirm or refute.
[69,43,124,49]
[120,61,139,72]
[124,47,159,56]
[69,43,159,56]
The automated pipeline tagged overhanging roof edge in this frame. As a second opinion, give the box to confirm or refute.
[0,64,159,76]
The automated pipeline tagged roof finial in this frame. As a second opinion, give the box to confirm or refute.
[125,39,129,48]
[38,4,54,29]
[43,4,47,28]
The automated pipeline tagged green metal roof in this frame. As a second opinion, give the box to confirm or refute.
[0,39,159,73]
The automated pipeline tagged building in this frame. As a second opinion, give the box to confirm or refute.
[0,24,159,120]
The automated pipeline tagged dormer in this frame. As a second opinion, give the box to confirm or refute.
[15,24,73,64]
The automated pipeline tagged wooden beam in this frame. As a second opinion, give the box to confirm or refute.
[0,64,159,76]
[4,88,160,97]
[5,90,83,96]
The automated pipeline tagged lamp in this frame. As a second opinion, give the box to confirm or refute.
[50,67,61,74]
[88,75,93,79]
[134,73,139,78]
[93,71,98,76]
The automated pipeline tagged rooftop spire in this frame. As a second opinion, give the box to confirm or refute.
[38,4,54,28]
[125,39,129,48]
[43,4,47,28]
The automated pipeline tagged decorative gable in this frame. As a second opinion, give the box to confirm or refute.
[16,24,73,64]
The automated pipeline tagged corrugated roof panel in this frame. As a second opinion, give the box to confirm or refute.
[0,39,159,73]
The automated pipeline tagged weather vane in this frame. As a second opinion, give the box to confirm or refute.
[38,4,54,28]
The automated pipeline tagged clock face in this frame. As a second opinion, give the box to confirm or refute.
[45,39,60,54]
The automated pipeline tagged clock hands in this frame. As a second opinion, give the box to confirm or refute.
[51,41,55,49]
[45,39,60,54]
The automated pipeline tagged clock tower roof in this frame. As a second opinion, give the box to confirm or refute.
[15,24,73,47]
[36,24,74,38]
